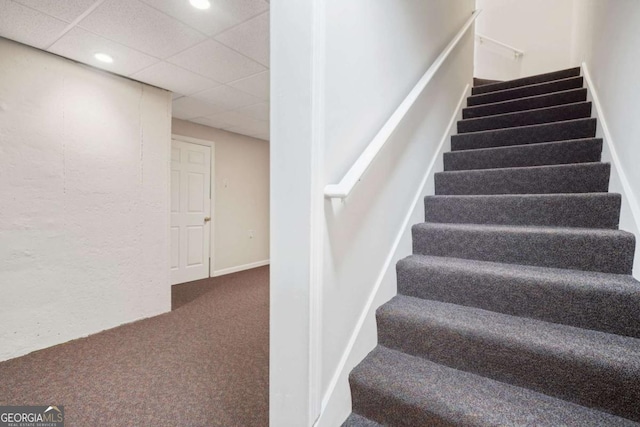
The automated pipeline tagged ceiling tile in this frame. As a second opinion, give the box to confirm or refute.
[190,115,233,130]
[13,0,97,23]
[167,39,265,83]
[191,84,261,110]
[48,27,159,76]
[235,102,269,121]
[0,0,69,49]
[172,96,225,120]
[131,61,221,95]
[78,0,206,58]
[228,70,269,99]
[201,111,265,129]
[140,0,268,36]
[215,11,269,66]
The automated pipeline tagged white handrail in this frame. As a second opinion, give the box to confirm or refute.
[324,9,482,200]
[476,33,524,59]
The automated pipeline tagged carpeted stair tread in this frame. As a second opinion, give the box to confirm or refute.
[473,77,503,87]
[451,118,597,151]
[341,413,383,427]
[464,88,588,119]
[397,254,640,338]
[435,162,610,195]
[457,102,592,133]
[349,345,639,427]
[377,295,640,421]
[467,76,584,107]
[424,193,620,228]
[472,67,581,95]
[444,138,603,171]
[411,222,635,274]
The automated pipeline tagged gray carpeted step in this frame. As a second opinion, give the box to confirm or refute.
[396,255,640,337]
[424,193,620,228]
[349,345,639,427]
[473,77,503,87]
[472,67,581,95]
[435,163,610,196]
[468,76,584,107]
[451,118,597,151]
[411,222,635,274]
[463,88,588,119]
[444,138,603,171]
[377,295,640,421]
[341,413,383,427]
[457,102,592,133]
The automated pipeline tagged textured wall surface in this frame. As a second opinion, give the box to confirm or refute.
[0,38,172,361]
[171,118,270,273]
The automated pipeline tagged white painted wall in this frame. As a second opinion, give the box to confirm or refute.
[0,38,172,361]
[171,119,270,274]
[271,1,475,425]
[475,0,577,79]
[571,0,640,278]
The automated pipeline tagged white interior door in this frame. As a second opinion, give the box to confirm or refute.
[170,139,211,285]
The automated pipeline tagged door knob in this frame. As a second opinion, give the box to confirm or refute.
[204,217,211,223]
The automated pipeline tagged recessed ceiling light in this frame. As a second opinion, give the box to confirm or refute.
[94,53,113,63]
[190,0,210,10]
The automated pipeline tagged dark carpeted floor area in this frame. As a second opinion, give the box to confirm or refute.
[0,266,269,427]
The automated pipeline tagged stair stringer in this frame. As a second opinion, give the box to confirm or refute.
[582,63,640,279]
[317,84,471,427]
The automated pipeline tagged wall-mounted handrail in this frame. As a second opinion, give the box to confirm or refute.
[476,33,524,59]
[324,9,482,200]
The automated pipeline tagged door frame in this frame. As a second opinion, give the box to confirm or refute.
[171,134,216,278]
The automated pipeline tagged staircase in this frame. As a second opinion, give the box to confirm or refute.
[343,67,640,426]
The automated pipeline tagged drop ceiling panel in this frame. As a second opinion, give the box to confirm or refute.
[13,0,98,23]
[201,111,264,129]
[139,0,269,36]
[190,115,232,130]
[215,11,269,66]
[191,84,261,110]
[228,70,269,99]
[0,0,69,49]
[172,96,225,120]
[131,61,221,95]
[167,39,265,83]
[49,27,159,76]
[78,0,206,58]
[235,102,269,121]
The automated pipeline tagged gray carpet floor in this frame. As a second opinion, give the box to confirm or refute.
[0,267,269,427]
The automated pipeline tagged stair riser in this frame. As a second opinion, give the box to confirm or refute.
[435,163,611,196]
[468,77,584,107]
[396,257,640,338]
[464,89,588,119]
[451,118,597,151]
[349,383,453,427]
[457,102,592,134]
[377,310,640,421]
[444,139,602,171]
[472,67,581,95]
[424,193,620,228]
[411,224,635,274]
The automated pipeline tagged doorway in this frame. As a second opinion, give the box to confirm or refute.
[170,138,213,285]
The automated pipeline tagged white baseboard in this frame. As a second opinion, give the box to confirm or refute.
[314,83,471,426]
[212,259,270,277]
[582,63,640,279]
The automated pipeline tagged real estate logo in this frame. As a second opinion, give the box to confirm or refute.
[0,406,64,427]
